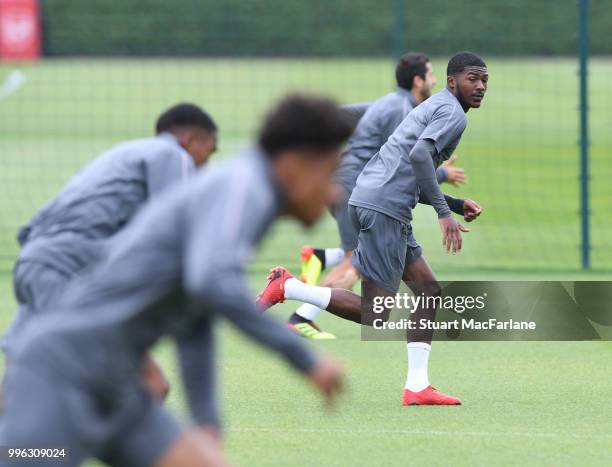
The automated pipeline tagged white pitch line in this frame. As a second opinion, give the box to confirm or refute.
[0,70,26,100]
[227,427,612,440]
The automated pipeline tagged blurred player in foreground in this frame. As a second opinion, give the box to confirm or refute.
[2,103,218,399]
[291,53,468,339]
[0,95,350,467]
[258,52,487,405]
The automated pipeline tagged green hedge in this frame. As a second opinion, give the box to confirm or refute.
[40,0,611,56]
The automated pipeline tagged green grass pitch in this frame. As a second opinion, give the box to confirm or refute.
[0,58,611,466]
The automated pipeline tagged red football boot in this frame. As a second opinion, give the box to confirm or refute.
[402,386,462,406]
[256,266,293,311]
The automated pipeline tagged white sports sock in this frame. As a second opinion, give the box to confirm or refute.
[404,342,431,392]
[324,248,345,268]
[284,278,331,310]
[295,303,323,321]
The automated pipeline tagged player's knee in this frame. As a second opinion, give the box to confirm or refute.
[411,280,441,298]
[427,281,442,298]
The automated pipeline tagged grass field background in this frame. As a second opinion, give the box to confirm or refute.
[1,58,612,272]
[0,58,611,466]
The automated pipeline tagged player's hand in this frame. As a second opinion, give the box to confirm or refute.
[439,216,470,254]
[307,357,345,410]
[442,155,467,186]
[463,199,482,222]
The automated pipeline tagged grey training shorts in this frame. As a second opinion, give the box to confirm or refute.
[348,205,422,292]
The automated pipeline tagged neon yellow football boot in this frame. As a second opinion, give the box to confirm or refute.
[300,245,324,285]
[287,321,336,340]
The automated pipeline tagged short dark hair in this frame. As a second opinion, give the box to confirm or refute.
[258,94,353,157]
[155,102,217,135]
[395,53,430,90]
[447,52,487,76]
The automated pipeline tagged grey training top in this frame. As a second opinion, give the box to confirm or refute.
[18,132,195,247]
[336,89,448,194]
[349,88,467,223]
[12,149,317,427]
[335,88,417,192]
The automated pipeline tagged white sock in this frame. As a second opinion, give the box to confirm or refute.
[295,303,323,321]
[324,248,345,268]
[404,342,431,392]
[284,278,331,310]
